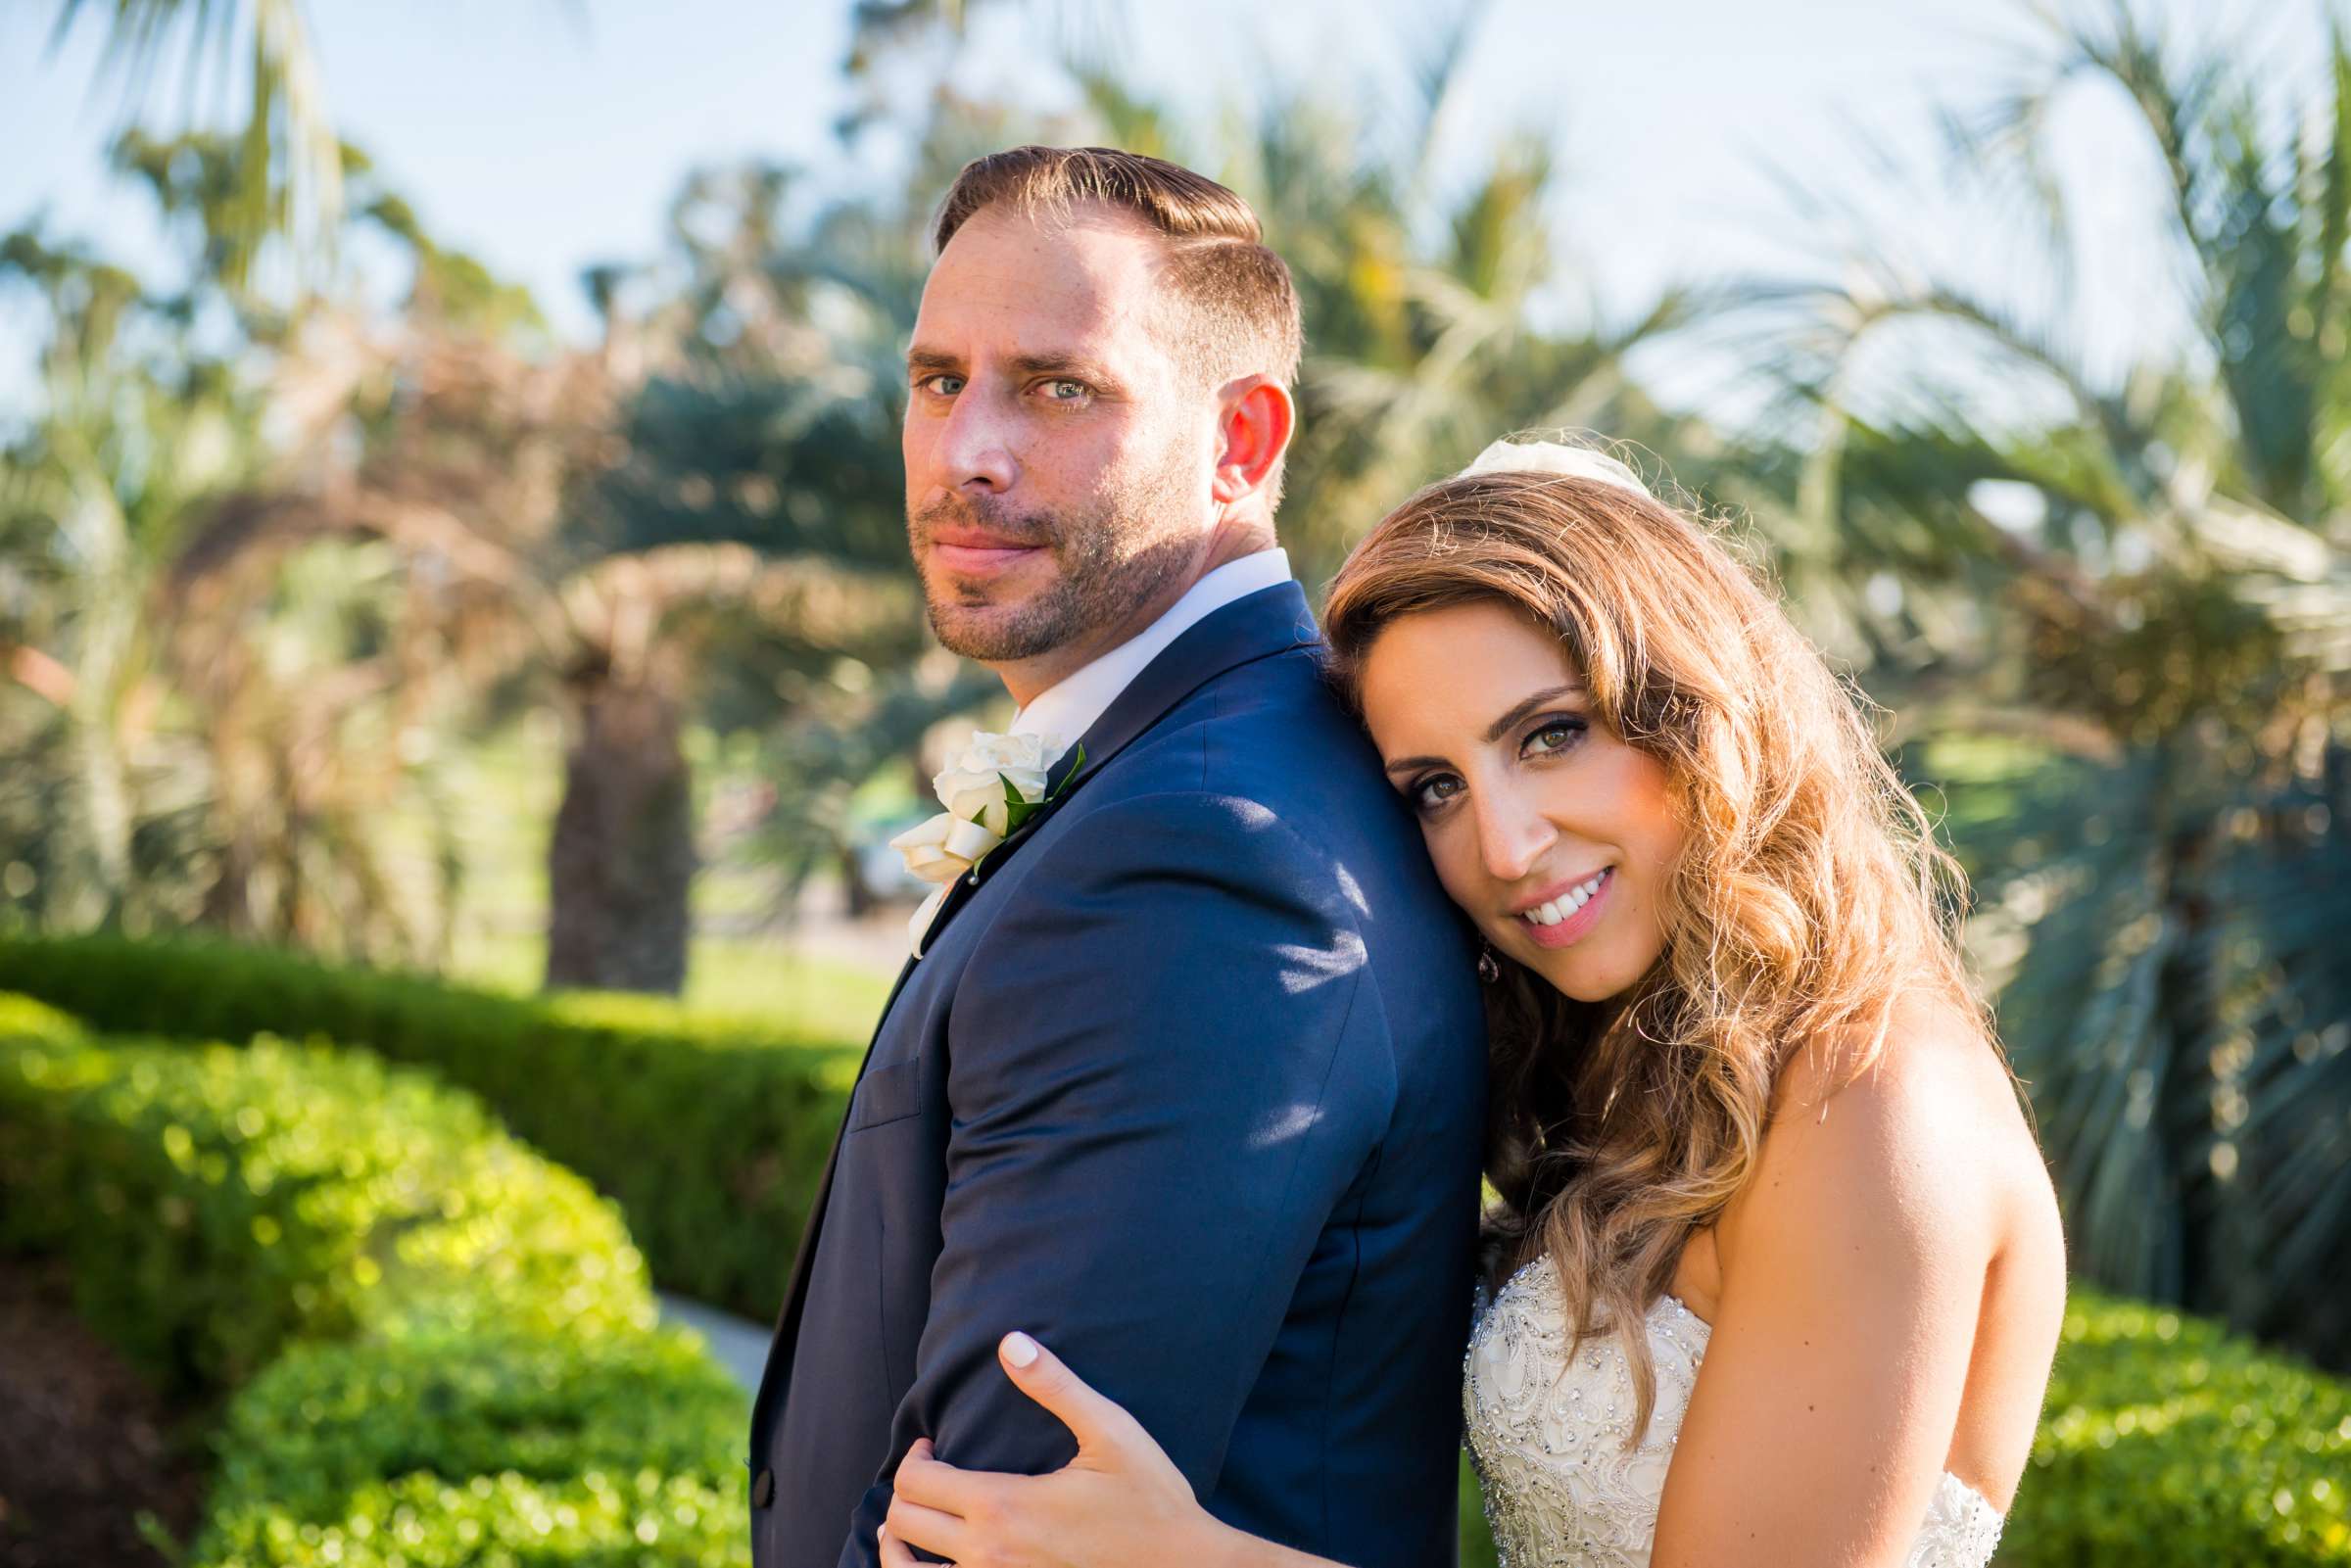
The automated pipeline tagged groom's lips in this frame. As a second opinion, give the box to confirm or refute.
[928,527,1045,577]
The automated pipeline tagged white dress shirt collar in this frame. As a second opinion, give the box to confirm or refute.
[1008,546,1294,758]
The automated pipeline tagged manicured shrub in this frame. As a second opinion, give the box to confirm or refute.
[1,1005,651,1393]
[2002,1290,2351,1564]
[0,994,750,1567]
[0,930,860,1319]
[194,1326,748,1567]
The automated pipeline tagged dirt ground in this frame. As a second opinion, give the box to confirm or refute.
[0,1257,210,1568]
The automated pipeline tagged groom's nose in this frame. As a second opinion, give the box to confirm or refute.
[934,386,1018,495]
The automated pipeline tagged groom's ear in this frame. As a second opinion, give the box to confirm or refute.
[1211,374,1294,508]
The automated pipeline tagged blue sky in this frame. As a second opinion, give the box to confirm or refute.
[0,0,2328,425]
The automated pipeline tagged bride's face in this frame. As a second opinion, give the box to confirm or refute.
[1358,599,1684,1004]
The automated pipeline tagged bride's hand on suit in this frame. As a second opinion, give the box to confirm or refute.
[878,1330,1206,1568]
[879,1332,1336,1568]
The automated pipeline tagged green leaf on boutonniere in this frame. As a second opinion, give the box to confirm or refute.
[1002,742,1083,835]
[1048,741,1083,799]
[977,745,1085,873]
[999,776,1044,837]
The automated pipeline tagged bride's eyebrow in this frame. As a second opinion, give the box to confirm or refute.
[1478,683,1585,742]
[1381,682,1585,777]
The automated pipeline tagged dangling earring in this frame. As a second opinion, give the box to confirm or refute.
[1477,940,1500,984]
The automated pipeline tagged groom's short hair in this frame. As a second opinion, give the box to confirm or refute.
[935,146,1304,394]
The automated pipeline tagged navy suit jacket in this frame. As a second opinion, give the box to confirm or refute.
[746,580,1486,1568]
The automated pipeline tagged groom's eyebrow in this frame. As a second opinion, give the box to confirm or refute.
[904,344,1128,393]
[1007,351,1129,394]
[1380,684,1586,776]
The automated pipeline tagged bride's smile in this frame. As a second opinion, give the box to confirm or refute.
[1357,597,1684,1004]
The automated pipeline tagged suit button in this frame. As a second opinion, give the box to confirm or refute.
[752,1467,774,1508]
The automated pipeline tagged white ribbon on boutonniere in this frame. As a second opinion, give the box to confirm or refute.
[888,730,1082,957]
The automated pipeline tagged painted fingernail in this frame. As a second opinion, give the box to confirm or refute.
[1002,1330,1040,1368]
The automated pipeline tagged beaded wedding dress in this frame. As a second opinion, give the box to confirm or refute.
[1463,1258,2005,1567]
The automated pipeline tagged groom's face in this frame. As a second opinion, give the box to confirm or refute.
[902,203,1215,674]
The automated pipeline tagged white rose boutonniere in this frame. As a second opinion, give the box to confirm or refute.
[888,730,1080,957]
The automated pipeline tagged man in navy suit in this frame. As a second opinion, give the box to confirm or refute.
[747,146,1486,1568]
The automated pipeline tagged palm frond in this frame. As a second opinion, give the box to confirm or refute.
[50,0,341,295]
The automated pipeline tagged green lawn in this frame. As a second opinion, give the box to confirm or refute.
[449,930,895,1044]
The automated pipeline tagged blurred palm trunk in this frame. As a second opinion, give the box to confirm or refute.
[2150,770,2223,1315]
[544,670,696,994]
[837,841,876,919]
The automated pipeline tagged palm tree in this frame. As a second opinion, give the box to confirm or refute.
[47,0,344,298]
[0,217,258,932]
[1750,2,2351,1369]
[663,3,1723,954]
[40,0,1084,289]
[162,262,923,989]
[0,132,557,960]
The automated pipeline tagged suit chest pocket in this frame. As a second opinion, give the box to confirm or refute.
[844,1058,923,1132]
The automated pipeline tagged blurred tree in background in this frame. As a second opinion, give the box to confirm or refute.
[42,0,347,298]
[0,162,259,936]
[1751,5,2351,1369]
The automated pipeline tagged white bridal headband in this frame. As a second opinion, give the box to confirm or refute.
[1454,437,1655,503]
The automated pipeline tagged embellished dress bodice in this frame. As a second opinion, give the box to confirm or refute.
[1462,1258,2005,1567]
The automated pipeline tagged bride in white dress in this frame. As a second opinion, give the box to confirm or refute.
[878,442,2067,1568]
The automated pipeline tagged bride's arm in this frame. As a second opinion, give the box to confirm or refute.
[879,1332,1351,1568]
[1650,1031,2047,1567]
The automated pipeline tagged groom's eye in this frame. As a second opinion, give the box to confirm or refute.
[916,373,965,397]
[1038,378,1091,404]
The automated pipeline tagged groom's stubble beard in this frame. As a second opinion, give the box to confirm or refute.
[909,435,1203,664]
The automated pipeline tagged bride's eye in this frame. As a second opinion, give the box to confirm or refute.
[1411,773,1463,813]
[1522,716,1587,758]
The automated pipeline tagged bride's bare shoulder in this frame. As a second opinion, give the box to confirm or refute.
[1790,991,2035,1139]
[1724,991,2060,1277]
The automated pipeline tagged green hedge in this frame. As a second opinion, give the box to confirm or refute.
[199,1327,746,1567]
[0,993,750,1566]
[2001,1291,2351,1564]
[0,930,860,1320]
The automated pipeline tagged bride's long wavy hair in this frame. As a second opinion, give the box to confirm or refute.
[1322,464,2000,1443]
